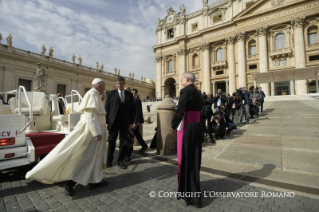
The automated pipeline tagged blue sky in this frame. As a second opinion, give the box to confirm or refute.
[0,0,219,81]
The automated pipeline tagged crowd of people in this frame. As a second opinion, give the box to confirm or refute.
[199,86,265,143]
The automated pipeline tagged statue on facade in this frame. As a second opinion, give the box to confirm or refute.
[41,45,46,55]
[129,72,132,78]
[96,61,99,70]
[6,34,12,46]
[33,63,45,92]
[0,33,2,43]
[132,73,135,79]
[203,0,208,8]
[180,5,186,16]
[114,67,118,75]
[48,47,54,57]
[141,76,144,81]
[78,55,82,65]
[118,69,121,75]
[72,54,76,63]
[100,63,104,71]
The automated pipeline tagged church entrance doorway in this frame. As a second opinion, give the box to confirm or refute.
[164,78,176,97]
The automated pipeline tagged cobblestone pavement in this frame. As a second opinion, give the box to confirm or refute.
[1,154,319,212]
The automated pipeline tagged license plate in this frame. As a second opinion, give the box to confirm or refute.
[0,129,19,138]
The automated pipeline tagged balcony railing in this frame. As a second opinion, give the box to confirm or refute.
[270,47,292,59]
[248,54,258,59]
[211,60,227,69]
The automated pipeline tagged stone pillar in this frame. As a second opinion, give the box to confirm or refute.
[316,71,319,93]
[0,67,4,91]
[212,82,216,95]
[225,80,229,95]
[201,43,210,93]
[271,82,275,96]
[157,95,177,155]
[256,26,270,96]
[155,56,163,98]
[290,80,295,95]
[177,49,187,92]
[225,36,236,93]
[175,84,179,97]
[161,86,165,97]
[291,16,307,95]
[237,32,247,88]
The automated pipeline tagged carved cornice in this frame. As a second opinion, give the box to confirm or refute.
[177,49,188,55]
[188,46,201,53]
[236,32,246,41]
[155,56,163,63]
[291,16,306,29]
[225,36,236,45]
[200,43,210,51]
[256,26,268,36]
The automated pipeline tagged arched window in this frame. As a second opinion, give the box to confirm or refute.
[168,60,173,72]
[308,26,318,45]
[275,33,285,49]
[192,54,199,67]
[216,48,224,61]
[248,40,257,55]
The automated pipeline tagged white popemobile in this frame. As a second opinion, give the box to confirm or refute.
[0,86,83,173]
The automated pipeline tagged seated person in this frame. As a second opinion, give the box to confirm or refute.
[219,108,237,136]
[212,113,225,140]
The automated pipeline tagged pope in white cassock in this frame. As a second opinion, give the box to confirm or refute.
[26,78,108,196]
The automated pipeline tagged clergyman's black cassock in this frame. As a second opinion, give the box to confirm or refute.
[171,84,203,207]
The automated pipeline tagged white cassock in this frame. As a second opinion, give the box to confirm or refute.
[26,88,107,185]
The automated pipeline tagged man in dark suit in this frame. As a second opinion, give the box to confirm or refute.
[258,87,265,112]
[105,77,134,169]
[131,89,148,153]
[239,87,252,125]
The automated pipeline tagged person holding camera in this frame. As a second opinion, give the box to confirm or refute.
[212,113,225,140]
[250,87,261,118]
[213,89,227,113]
[239,87,252,125]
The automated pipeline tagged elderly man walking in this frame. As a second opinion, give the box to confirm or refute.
[26,78,108,196]
[171,71,203,208]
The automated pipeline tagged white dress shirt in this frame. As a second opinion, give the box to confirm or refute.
[118,89,125,102]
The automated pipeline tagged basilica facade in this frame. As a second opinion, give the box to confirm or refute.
[153,0,319,98]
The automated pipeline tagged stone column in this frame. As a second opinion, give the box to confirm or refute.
[237,32,247,88]
[271,82,275,96]
[175,84,179,97]
[290,80,295,95]
[0,67,4,91]
[225,36,236,93]
[157,95,177,155]
[177,49,187,92]
[256,26,270,96]
[155,56,163,98]
[212,82,216,95]
[201,43,211,93]
[291,16,307,95]
[225,80,229,95]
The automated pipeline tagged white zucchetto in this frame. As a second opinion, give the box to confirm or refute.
[92,78,103,85]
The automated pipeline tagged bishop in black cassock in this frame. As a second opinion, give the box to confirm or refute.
[171,72,203,208]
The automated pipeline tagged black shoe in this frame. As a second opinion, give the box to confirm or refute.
[106,161,113,168]
[125,156,131,162]
[117,161,127,169]
[139,146,148,152]
[89,181,109,190]
[65,190,74,196]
